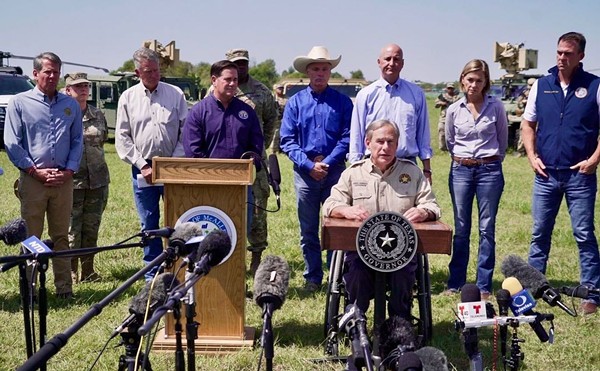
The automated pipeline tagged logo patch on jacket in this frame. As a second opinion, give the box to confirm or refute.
[575,87,588,98]
[400,173,411,184]
[238,110,249,120]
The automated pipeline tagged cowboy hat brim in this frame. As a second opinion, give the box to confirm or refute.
[293,55,341,74]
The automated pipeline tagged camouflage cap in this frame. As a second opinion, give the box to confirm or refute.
[274,83,283,89]
[446,83,455,89]
[226,49,249,62]
[65,72,90,86]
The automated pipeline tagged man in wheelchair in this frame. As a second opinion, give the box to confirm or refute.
[323,119,441,321]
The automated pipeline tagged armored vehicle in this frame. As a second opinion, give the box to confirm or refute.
[490,42,542,149]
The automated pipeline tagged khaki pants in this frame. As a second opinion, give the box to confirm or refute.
[19,172,73,294]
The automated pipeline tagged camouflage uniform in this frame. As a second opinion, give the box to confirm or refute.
[515,79,535,155]
[236,76,278,255]
[270,84,287,153]
[70,104,110,282]
[435,86,460,151]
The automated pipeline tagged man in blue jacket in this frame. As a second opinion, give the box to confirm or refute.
[521,32,600,315]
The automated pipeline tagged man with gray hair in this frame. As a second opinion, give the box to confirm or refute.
[116,47,188,281]
[4,52,83,299]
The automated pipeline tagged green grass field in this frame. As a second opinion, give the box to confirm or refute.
[0,97,599,370]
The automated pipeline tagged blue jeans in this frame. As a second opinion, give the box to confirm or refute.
[528,169,600,304]
[293,164,342,285]
[132,166,164,281]
[447,161,504,293]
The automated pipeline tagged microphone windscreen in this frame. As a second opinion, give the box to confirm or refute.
[169,222,203,246]
[0,218,28,245]
[414,346,449,371]
[460,283,481,302]
[395,352,423,371]
[501,277,523,296]
[268,154,281,184]
[196,230,232,267]
[130,272,179,316]
[253,255,290,310]
[379,315,417,360]
[501,254,548,295]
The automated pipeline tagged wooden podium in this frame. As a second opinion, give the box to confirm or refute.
[150,157,255,353]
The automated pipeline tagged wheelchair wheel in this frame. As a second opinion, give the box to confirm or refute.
[414,253,433,344]
[323,250,346,355]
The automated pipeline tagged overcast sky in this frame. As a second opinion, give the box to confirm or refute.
[4,0,600,83]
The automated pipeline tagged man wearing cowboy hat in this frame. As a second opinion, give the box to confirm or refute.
[349,43,433,182]
[280,46,353,293]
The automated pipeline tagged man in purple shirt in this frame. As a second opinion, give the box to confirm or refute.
[183,60,263,159]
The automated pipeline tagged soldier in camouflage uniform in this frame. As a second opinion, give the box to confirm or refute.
[514,78,536,156]
[271,83,287,154]
[224,49,279,274]
[435,83,460,151]
[64,73,110,283]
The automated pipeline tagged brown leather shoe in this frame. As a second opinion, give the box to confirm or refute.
[581,301,598,315]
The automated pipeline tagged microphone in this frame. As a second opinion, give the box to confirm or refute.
[169,222,204,263]
[379,316,418,371]
[391,352,423,371]
[253,255,290,311]
[496,289,511,360]
[501,254,576,316]
[458,284,483,371]
[111,272,179,338]
[267,154,281,196]
[138,227,175,239]
[253,255,290,369]
[0,218,28,245]
[191,230,233,275]
[339,304,373,370]
[502,277,549,342]
[414,347,449,371]
[560,285,600,299]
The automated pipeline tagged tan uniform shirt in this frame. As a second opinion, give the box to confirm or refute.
[323,158,441,218]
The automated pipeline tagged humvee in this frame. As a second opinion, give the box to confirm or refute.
[278,78,369,102]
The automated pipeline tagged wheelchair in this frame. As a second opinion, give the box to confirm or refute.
[323,249,433,356]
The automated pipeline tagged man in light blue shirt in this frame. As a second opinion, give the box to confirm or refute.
[349,43,433,182]
[4,52,83,299]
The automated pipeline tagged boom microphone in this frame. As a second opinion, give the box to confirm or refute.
[191,230,232,275]
[501,254,576,316]
[268,154,281,196]
[169,222,203,263]
[111,272,179,338]
[502,277,549,342]
[379,315,417,368]
[0,218,27,245]
[414,347,449,371]
[561,285,600,299]
[139,227,175,239]
[253,255,290,310]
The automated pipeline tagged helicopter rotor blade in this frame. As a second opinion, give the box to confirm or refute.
[3,52,109,73]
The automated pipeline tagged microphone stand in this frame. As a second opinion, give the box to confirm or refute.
[184,271,198,371]
[17,247,177,371]
[18,261,34,358]
[505,321,525,371]
[37,255,49,371]
[117,329,153,371]
[173,300,185,371]
[260,303,275,371]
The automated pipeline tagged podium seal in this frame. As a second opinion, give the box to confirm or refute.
[356,211,418,272]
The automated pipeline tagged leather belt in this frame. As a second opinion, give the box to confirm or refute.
[452,155,501,167]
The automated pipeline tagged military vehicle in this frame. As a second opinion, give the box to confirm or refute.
[491,42,543,149]
[86,73,203,132]
[278,78,369,102]
[0,66,35,148]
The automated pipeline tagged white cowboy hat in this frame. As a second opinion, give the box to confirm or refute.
[293,46,341,74]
